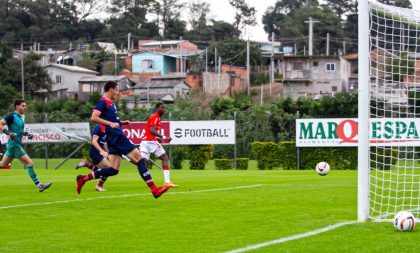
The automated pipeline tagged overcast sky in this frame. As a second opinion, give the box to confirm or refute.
[188,0,420,42]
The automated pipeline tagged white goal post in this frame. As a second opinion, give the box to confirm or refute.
[359,0,420,221]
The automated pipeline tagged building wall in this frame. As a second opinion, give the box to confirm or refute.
[132,52,165,74]
[282,57,346,99]
[125,55,132,72]
[180,41,198,51]
[221,65,248,80]
[120,70,161,82]
[202,72,230,95]
[132,52,177,75]
[45,66,96,94]
[186,74,202,89]
[133,83,189,98]
[163,56,177,75]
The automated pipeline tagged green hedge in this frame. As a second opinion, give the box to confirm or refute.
[300,146,357,170]
[215,159,233,170]
[251,142,281,170]
[236,158,249,170]
[253,141,358,170]
[189,145,214,170]
[171,146,188,170]
[278,142,297,170]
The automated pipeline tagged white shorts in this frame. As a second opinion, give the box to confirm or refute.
[139,141,166,160]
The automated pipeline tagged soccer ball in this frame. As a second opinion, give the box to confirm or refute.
[315,162,330,176]
[394,211,415,232]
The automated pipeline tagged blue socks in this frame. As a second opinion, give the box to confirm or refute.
[136,158,153,183]
[93,168,119,179]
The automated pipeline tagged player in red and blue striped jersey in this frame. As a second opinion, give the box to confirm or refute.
[76,81,171,198]
[75,124,110,191]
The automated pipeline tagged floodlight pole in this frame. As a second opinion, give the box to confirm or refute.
[358,0,370,222]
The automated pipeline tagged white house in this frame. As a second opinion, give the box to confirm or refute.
[132,75,190,99]
[78,75,135,101]
[280,55,352,99]
[43,64,98,100]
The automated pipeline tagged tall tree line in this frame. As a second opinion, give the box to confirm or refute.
[262,0,413,54]
[0,0,258,48]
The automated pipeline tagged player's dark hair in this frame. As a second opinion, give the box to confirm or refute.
[156,102,165,109]
[104,81,118,92]
[14,99,25,108]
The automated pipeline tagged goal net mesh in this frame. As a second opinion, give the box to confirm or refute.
[369,0,420,220]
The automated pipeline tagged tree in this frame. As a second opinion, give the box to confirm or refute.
[323,0,353,20]
[188,0,210,32]
[103,0,158,45]
[378,0,412,8]
[264,4,345,55]
[0,44,51,96]
[229,0,257,32]
[153,0,186,39]
[209,20,241,41]
[72,0,107,21]
[263,0,319,39]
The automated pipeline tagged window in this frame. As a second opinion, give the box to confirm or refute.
[325,63,336,72]
[56,75,62,84]
[313,61,318,67]
[332,86,338,92]
[82,84,91,92]
[293,62,303,70]
[141,59,154,69]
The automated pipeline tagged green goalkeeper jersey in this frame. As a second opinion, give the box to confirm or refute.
[3,112,25,147]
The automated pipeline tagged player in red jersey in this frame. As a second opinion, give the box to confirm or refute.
[140,103,178,187]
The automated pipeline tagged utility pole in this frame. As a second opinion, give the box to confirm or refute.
[70,42,73,50]
[326,33,330,56]
[217,56,221,97]
[21,43,24,99]
[305,17,319,56]
[304,46,306,56]
[294,43,297,55]
[214,47,217,73]
[114,52,117,75]
[128,32,132,51]
[343,41,347,55]
[270,32,274,95]
[247,39,250,96]
[205,47,208,72]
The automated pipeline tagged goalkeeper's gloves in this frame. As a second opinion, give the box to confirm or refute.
[23,132,33,140]
[3,129,16,140]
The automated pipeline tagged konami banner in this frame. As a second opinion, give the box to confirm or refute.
[296,118,420,147]
[122,120,236,145]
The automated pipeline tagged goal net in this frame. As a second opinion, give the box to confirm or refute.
[367,0,420,221]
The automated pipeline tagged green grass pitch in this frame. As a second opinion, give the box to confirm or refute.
[0,159,419,253]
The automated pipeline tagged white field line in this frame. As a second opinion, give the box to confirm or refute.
[223,221,358,253]
[0,184,262,210]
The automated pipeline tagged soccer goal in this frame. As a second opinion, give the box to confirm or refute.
[359,0,420,221]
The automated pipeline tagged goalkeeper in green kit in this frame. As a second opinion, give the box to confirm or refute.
[0,99,52,192]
